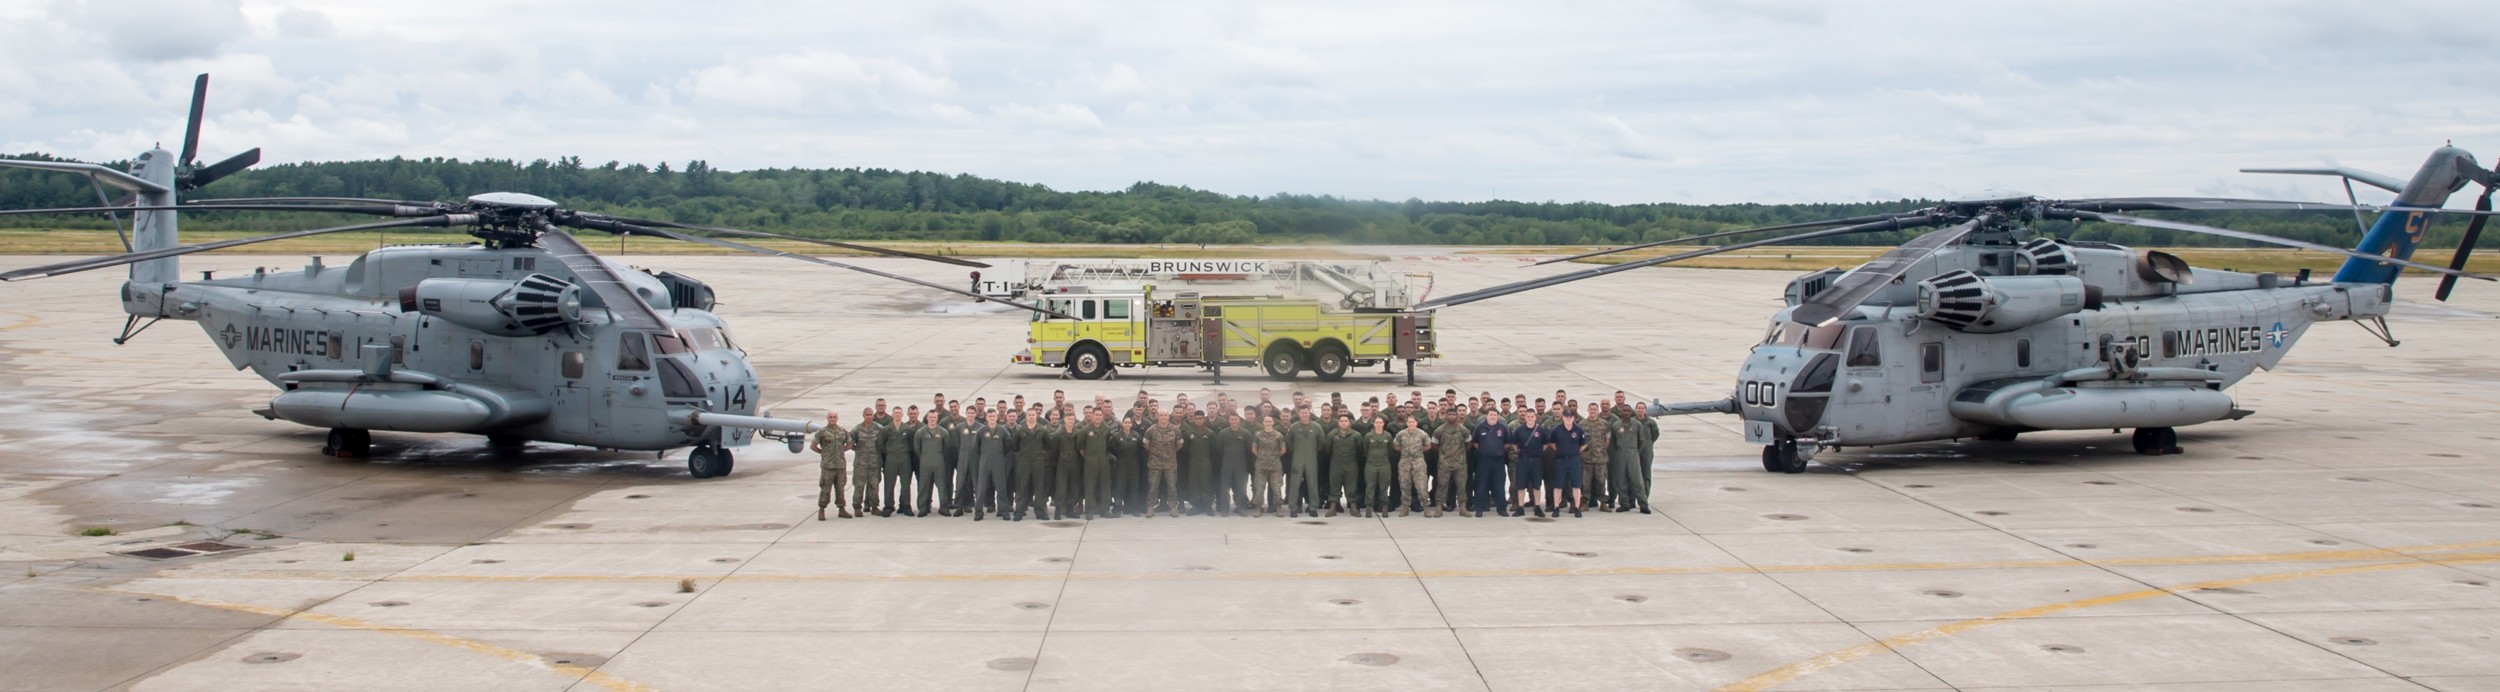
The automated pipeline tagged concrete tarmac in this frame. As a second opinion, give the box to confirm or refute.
[2,251,2498,691]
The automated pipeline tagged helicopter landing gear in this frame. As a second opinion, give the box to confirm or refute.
[687,444,735,479]
[323,428,371,458]
[2130,427,2180,456]
[1761,438,1807,474]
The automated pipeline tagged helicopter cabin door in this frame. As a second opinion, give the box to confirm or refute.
[552,346,593,437]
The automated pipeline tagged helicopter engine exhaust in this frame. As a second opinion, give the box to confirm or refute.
[398,273,581,336]
[1915,270,2091,333]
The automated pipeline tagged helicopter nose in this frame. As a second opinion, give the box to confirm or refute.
[1737,348,1840,436]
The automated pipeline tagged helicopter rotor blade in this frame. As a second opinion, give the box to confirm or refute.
[563,217,1074,319]
[188,196,443,206]
[0,203,426,218]
[1420,213,1950,310]
[1787,215,1993,327]
[588,214,990,269]
[0,215,471,282]
[2435,186,2494,301]
[1530,211,1921,267]
[183,148,260,191]
[528,223,671,332]
[2061,196,2500,217]
[179,74,208,166]
[2046,208,2494,282]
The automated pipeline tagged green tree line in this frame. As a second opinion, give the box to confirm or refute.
[1,153,2478,249]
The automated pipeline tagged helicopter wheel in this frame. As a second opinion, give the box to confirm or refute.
[2131,427,2178,455]
[323,428,370,458]
[687,444,728,478]
[1763,439,1805,474]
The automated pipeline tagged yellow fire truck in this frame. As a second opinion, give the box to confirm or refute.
[1014,288,1437,381]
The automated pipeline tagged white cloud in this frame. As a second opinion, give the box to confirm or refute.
[2,0,2497,205]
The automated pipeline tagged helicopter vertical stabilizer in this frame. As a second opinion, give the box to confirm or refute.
[125,148,181,286]
[2326,146,2481,284]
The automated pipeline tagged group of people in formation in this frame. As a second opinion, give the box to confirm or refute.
[808,387,1662,521]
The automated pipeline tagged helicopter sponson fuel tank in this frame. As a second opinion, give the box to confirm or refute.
[1947,367,2235,430]
[1914,269,2093,333]
[398,273,582,337]
[269,346,551,433]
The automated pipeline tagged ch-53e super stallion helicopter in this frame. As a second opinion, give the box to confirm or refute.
[0,74,1073,478]
[1423,145,2499,473]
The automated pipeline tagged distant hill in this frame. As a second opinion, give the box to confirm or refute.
[0,153,2433,249]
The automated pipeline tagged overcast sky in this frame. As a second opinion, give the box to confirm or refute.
[4,0,2496,205]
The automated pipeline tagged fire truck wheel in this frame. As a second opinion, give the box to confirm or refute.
[1312,344,1351,381]
[1068,344,1111,380]
[1263,344,1305,380]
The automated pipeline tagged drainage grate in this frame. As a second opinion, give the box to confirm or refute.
[120,547,196,560]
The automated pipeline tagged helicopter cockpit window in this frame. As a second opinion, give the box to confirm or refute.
[616,333,651,371]
[653,332,689,355]
[1804,324,1846,350]
[1762,323,1784,345]
[656,358,704,399]
[684,328,730,353]
[1844,327,1881,367]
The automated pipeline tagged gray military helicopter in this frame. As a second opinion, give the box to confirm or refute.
[0,74,1072,478]
[1423,145,2498,473]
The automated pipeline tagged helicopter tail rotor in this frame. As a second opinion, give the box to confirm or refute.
[169,73,260,192]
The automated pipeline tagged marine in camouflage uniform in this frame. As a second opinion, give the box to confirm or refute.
[1430,412,1471,513]
[1250,418,1287,517]
[810,414,853,520]
[849,409,885,517]
[1393,418,1436,517]
[1581,406,1613,510]
[1144,413,1183,517]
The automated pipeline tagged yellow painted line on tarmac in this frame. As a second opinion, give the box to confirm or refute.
[0,311,40,331]
[1714,552,2500,692]
[88,587,656,692]
[354,538,2500,584]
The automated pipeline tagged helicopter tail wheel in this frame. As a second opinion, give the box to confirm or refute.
[323,428,370,458]
[1067,344,1111,380]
